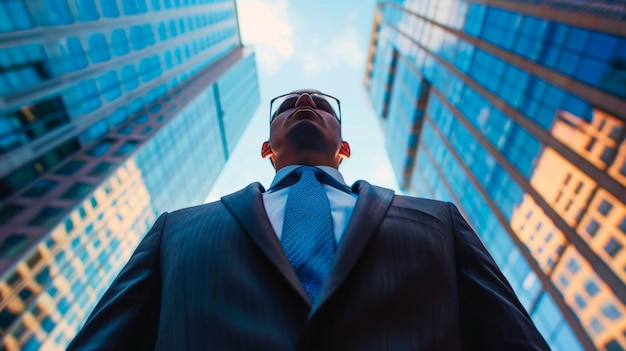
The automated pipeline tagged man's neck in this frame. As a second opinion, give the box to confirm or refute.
[272,155,340,171]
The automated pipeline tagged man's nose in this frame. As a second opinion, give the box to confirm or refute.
[295,93,317,109]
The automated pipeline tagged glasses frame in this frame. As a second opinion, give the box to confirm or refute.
[269,92,342,126]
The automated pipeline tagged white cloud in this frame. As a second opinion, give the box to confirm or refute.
[302,28,367,76]
[237,0,294,75]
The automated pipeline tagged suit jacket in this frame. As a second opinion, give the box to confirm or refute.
[67,181,550,350]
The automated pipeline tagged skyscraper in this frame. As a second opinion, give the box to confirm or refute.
[0,0,259,349]
[364,1,625,350]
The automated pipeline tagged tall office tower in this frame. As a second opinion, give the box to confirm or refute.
[365,1,625,350]
[0,0,259,349]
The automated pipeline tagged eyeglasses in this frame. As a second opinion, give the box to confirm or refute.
[269,92,341,125]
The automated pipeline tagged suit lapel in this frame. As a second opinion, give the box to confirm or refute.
[221,182,310,305]
[308,180,395,317]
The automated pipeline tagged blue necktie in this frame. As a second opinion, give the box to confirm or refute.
[281,166,336,303]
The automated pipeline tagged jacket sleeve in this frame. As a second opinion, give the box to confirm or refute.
[448,203,551,351]
[66,212,167,351]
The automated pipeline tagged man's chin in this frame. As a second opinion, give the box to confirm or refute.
[287,122,327,149]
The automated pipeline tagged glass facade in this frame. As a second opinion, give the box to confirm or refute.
[0,0,260,349]
[365,1,625,350]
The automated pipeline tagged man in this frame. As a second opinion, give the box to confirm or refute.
[68,90,550,350]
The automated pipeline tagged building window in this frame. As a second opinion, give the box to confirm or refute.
[609,125,624,142]
[604,339,625,351]
[54,160,86,176]
[600,58,626,99]
[564,173,572,184]
[87,33,111,63]
[0,1,35,31]
[0,234,33,259]
[40,316,55,333]
[601,302,622,321]
[100,0,120,17]
[0,49,50,96]
[590,317,604,335]
[567,258,581,274]
[11,96,71,141]
[573,182,583,194]
[118,125,133,135]
[25,250,41,268]
[0,118,26,153]
[22,336,41,351]
[88,162,114,177]
[598,199,613,215]
[60,182,93,200]
[84,119,110,143]
[584,279,600,297]
[619,217,626,235]
[565,200,573,211]
[555,191,563,203]
[585,138,596,151]
[133,114,149,124]
[113,140,138,156]
[574,294,586,309]
[22,179,57,198]
[64,38,89,71]
[600,147,616,165]
[87,139,114,157]
[574,209,584,222]
[586,219,600,237]
[65,218,74,234]
[76,0,99,21]
[111,29,130,56]
[78,207,87,219]
[35,266,51,285]
[0,303,19,331]
[604,238,623,258]
[28,207,64,227]
[1,138,80,201]
[0,204,25,224]
[110,107,128,126]
[121,64,139,91]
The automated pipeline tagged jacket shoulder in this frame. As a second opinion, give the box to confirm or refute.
[163,182,263,227]
[353,180,452,228]
[387,194,455,230]
[392,194,450,214]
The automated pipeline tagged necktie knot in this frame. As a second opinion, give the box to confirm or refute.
[293,165,321,183]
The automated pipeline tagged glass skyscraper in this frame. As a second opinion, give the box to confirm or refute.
[0,0,259,349]
[365,1,625,350]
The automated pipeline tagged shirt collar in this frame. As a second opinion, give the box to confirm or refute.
[268,165,348,190]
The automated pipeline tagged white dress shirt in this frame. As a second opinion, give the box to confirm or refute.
[262,165,358,243]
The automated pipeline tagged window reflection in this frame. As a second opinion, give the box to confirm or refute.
[378,3,626,349]
[0,2,246,348]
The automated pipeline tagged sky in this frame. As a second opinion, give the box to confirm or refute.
[206,0,401,201]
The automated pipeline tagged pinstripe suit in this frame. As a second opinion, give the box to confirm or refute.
[67,181,549,350]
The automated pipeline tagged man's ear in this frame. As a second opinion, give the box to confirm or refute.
[261,141,274,159]
[338,141,351,159]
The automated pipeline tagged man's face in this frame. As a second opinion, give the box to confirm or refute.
[262,89,349,169]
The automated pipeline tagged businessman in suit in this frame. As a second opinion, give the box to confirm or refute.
[68,89,550,350]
